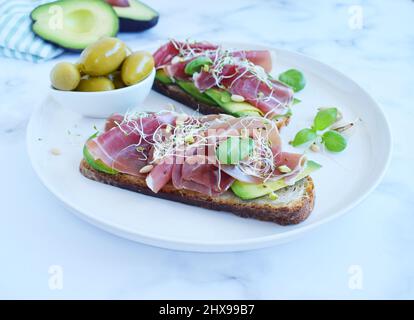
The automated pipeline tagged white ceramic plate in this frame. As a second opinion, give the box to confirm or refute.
[27,42,391,252]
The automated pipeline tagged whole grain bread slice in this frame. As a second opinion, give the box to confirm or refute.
[80,159,315,225]
[152,80,290,130]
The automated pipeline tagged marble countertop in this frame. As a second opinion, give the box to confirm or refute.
[1,0,413,299]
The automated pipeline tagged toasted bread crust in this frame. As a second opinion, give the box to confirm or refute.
[79,159,315,225]
[152,80,290,130]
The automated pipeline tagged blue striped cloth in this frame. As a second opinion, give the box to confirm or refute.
[0,0,64,62]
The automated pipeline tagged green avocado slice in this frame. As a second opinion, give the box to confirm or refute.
[155,70,262,117]
[31,0,119,51]
[176,81,216,105]
[155,69,173,84]
[204,88,262,117]
[231,160,321,200]
[83,134,118,175]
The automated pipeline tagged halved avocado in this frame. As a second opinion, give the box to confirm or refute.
[231,160,321,200]
[31,0,119,51]
[109,0,159,32]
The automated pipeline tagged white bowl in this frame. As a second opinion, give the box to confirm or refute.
[50,68,155,118]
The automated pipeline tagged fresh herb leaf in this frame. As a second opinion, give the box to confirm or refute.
[278,69,306,92]
[291,128,317,147]
[322,130,347,152]
[216,137,253,164]
[184,56,213,75]
[293,98,301,105]
[313,108,337,131]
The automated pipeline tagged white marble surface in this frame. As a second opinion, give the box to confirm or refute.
[1,0,413,299]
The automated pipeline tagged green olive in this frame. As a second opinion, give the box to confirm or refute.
[74,62,85,76]
[76,77,115,92]
[50,62,81,91]
[110,71,126,89]
[79,37,127,76]
[121,51,154,86]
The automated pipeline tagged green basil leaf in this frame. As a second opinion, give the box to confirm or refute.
[291,128,317,147]
[293,98,301,105]
[322,130,347,152]
[313,108,337,131]
[216,137,254,164]
[184,56,213,75]
[278,69,306,92]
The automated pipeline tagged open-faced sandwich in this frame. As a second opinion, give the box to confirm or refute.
[152,40,295,129]
[80,111,320,225]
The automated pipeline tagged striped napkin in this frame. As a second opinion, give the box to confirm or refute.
[0,0,64,62]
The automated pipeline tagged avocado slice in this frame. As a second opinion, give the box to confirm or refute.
[31,0,119,51]
[204,88,262,117]
[155,70,215,105]
[155,69,173,84]
[83,134,118,174]
[109,0,159,32]
[176,81,216,105]
[231,160,321,200]
[155,70,262,117]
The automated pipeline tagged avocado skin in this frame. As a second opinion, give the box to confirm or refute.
[118,15,159,32]
[231,160,322,200]
[111,0,159,32]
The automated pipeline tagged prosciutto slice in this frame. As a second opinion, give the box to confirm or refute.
[166,51,272,82]
[224,73,293,117]
[192,63,293,117]
[85,112,306,196]
[154,41,218,68]
[232,50,272,73]
[104,113,124,132]
[172,147,234,196]
[146,157,174,193]
[86,113,176,176]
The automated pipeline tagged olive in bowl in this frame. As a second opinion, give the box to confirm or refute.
[49,37,155,118]
[50,68,155,118]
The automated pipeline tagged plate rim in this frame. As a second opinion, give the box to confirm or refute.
[26,42,393,252]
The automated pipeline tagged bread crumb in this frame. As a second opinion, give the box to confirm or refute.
[50,148,61,156]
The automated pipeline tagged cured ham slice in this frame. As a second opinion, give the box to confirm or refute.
[232,50,272,73]
[167,51,272,83]
[164,59,192,80]
[192,63,293,117]
[86,113,176,176]
[104,113,124,132]
[225,74,293,117]
[146,158,174,193]
[86,112,306,196]
[172,148,234,196]
[154,41,218,68]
